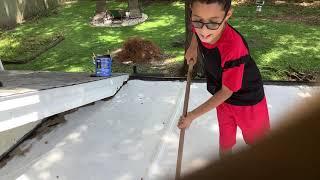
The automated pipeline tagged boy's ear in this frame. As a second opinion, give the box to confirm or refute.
[225,8,233,21]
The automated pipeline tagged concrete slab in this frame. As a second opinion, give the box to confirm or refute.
[0,80,318,180]
[0,71,129,158]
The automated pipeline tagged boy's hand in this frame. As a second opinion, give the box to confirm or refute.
[185,33,198,66]
[177,113,196,129]
[185,45,197,66]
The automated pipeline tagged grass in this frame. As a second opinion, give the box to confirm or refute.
[231,3,320,80]
[0,1,319,80]
[1,1,185,74]
[0,32,63,63]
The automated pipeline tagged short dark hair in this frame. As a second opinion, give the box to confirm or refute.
[191,0,231,12]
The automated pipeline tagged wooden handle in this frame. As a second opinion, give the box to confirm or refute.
[175,60,194,180]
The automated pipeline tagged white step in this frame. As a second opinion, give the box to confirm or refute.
[0,71,129,157]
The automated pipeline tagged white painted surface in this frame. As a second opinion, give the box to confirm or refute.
[0,74,129,157]
[0,80,318,180]
[0,74,129,132]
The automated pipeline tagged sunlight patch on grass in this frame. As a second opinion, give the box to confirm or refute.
[275,34,320,57]
[134,17,178,31]
[172,1,184,9]
[173,55,185,62]
[97,35,123,43]
[65,66,86,72]
[260,50,282,64]
[0,36,19,49]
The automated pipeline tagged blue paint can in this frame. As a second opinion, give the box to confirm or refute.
[94,54,112,77]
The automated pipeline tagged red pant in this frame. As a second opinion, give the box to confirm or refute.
[216,97,270,151]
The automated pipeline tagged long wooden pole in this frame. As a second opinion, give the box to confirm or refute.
[175,62,194,180]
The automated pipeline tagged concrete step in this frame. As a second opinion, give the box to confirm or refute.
[0,71,129,157]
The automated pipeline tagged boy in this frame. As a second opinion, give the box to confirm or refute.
[178,0,270,156]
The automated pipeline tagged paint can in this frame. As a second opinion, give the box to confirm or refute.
[93,54,112,77]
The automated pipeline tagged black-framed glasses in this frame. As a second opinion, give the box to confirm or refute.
[191,13,227,30]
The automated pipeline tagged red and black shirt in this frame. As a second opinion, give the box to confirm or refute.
[194,23,265,106]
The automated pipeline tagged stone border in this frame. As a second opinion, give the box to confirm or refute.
[91,13,148,27]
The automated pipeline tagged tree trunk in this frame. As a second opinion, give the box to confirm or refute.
[128,0,142,18]
[181,0,205,77]
[95,0,106,14]
[93,0,107,24]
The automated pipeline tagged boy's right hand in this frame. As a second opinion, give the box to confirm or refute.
[185,45,197,66]
[178,116,192,129]
[177,112,196,129]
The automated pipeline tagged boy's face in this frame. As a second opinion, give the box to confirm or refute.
[191,2,232,44]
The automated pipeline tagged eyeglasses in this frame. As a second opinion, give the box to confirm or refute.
[191,13,227,30]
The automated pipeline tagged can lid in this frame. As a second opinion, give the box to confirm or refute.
[96,54,111,58]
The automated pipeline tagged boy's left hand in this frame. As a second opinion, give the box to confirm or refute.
[178,113,195,129]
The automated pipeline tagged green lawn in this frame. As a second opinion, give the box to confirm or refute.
[232,3,320,80]
[1,1,185,74]
[0,1,319,80]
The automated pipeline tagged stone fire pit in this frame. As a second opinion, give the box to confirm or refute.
[90,9,148,27]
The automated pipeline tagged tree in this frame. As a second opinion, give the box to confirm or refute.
[95,0,106,14]
[92,0,142,24]
[128,0,142,18]
[93,0,107,23]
